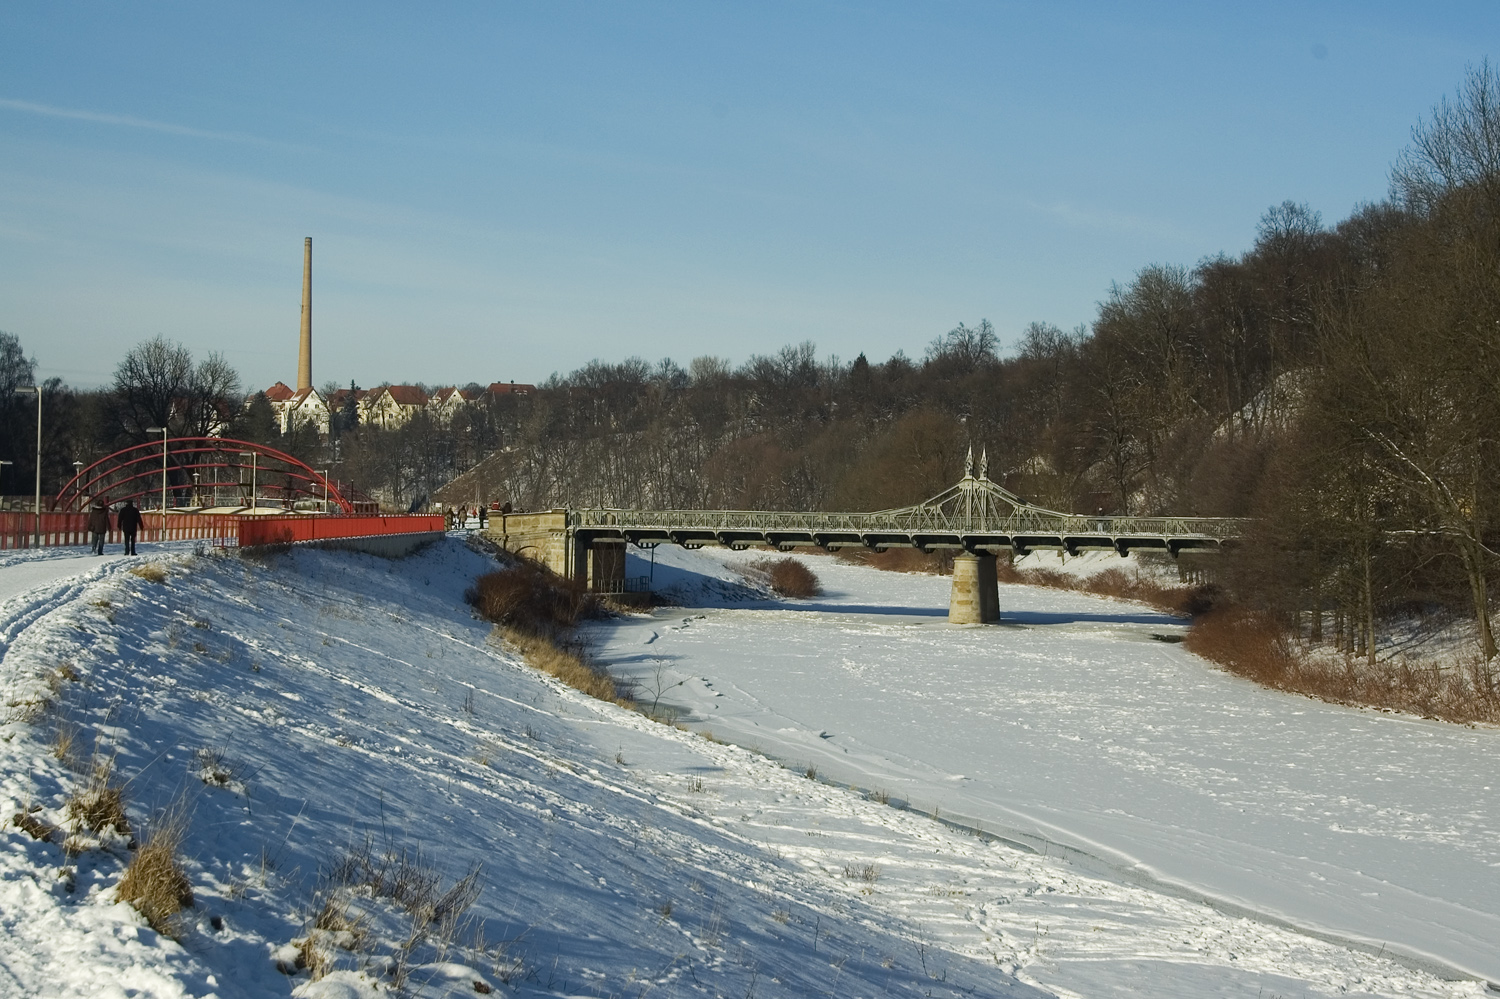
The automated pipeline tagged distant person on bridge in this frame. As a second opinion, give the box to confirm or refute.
[86,501,111,555]
[117,499,142,555]
[478,505,488,529]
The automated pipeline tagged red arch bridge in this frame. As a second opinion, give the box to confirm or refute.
[58,437,352,515]
[1,438,441,550]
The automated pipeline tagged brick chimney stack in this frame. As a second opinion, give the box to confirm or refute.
[297,236,313,391]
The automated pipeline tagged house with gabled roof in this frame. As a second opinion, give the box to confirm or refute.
[363,384,430,429]
[428,386,480,422]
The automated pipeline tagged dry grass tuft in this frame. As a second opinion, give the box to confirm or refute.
[52,719,78,764]
[500,629,630,705]
[66,758,130,836]
[116,808,193,936]
[868,788,890,805]
[128,563,169,584]
[12,810,59,842]
[757,557,823,598]
[843,863,881,883]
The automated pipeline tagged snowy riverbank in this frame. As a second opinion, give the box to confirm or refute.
[0,539,1491,997]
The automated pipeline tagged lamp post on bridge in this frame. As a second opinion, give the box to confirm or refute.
[319,469,331,514]
[15,386,42,548]
[145,428,169,539]
[238,451,258,512]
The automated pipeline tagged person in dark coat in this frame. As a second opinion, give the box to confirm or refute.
[86,501,111,556]
[477,505,488,529]
[117,499,142,555]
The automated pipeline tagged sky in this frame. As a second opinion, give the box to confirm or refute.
[1,3,1496,393]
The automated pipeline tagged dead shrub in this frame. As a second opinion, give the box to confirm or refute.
[992,558,1221,618]
[836,548,952,574]
[1183,607,1296,689]
[843,863,881,883]
[1186,606,1500,724]
[128,563,169,584]
[466,560,596,638]
[116,808,193,936]
[758,557,823,598]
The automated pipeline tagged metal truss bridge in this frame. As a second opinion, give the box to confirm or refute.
[570,451,1244,559]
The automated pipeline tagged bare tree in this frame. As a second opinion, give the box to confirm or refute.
[1392,60,1500,216]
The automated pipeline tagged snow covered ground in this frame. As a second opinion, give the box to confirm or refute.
[596,545,1500,990]
[0,538,1492,998]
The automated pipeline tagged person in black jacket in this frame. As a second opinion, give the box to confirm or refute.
[117,499,142,555]
[86,501,111,555]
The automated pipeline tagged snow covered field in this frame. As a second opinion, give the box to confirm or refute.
[0,538,1492,997]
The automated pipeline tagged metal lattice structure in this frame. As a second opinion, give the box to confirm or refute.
[56,438,353,514]
[571,448,1244,557]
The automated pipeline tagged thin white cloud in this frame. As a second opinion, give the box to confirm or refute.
[0,97,270,145]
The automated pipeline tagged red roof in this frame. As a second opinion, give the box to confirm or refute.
[487,382,536,396]
[263,381,295,402]
[328,387,366,408]
[382,385,429,407]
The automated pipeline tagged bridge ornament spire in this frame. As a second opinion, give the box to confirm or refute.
[979,448,988,481]
[964,445,975,479]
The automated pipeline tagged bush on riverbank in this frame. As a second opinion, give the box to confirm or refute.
[760,557,822,598]
[465,559,596,638]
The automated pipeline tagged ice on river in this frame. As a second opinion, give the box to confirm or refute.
[593,545,1500,987]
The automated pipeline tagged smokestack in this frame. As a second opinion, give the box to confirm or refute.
[297,236,313,391]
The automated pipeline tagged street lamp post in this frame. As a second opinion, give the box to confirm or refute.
[71,461,84,511]
[145,428,168,539]
[193,471,201,508]
[238,451,258,512]
[15,386,41,548]
[319,469,331,513]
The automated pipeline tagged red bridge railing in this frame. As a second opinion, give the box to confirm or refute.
[0,512,445,551]
[237,515,444,547]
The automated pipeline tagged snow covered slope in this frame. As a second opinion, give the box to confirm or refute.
[0,540,1489,998]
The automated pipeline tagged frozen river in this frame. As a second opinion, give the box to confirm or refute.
[590,546,1500,983]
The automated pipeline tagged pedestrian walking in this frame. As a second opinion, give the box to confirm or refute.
[477,505,488,530]
[86,501,111,556]
[117,498,142,555]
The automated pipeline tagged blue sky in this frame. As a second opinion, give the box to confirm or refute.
[1,3,1495,392]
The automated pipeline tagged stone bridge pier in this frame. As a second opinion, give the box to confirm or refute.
[947,552,1000,624]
